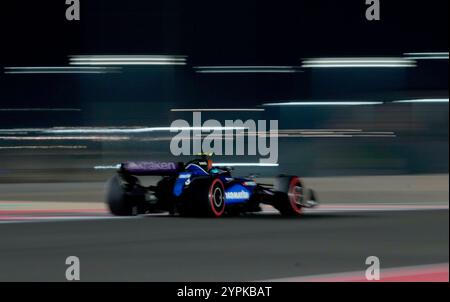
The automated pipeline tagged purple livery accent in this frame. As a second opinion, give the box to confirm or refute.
[121,161,180,176]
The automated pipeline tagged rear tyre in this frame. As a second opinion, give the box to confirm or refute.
[273,176,304,217]
[186,178,226,218]
[106,175,145,216]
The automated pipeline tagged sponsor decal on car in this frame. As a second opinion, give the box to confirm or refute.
[226,190,250,200]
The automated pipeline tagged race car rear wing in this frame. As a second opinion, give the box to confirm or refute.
[119,161,184,176]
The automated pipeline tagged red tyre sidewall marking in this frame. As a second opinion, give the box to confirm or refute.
[288,177,303,214]
[209,179,225,217]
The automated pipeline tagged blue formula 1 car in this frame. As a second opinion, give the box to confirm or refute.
[106,156,318,218]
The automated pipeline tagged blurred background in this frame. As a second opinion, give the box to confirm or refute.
[0,0,448,184]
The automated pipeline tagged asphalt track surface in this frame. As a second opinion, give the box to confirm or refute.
[0,203,448,281]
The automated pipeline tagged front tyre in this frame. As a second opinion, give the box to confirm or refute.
[273,176,304,217]
[185,178,226,218]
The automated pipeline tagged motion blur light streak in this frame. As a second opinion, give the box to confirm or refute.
[42,126,247,134]
[0,128,365,134]
[404,52,449,60]
[94,165,122,170]
[302,57,416,68]
[211,163,279,167]
[273,134,396,138]
[277,129,363,133]
[393,98,449,104]
[194,66,301,73]
[0,136,131,142]
[0,128,396,141]
[0,128,56,134]
[0,146,87,150]
[0,108,81,112]
[70,55,187,61]
[93,163,279,169]
[171,108,265,112]
[71,62,187,66]
[305,58,414,63]
[70,55,187,66]
[206,129,396,138]
[303,64,416,68]
[264,101,383,106]
[4,67,120,74]
[264,100,449,106]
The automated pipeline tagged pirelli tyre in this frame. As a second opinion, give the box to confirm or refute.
[182,177,226,218]
[106,174,146,216]
[273,176,304,217]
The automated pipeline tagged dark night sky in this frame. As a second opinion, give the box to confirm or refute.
[0,0,448,122]
[2,0,449,66]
